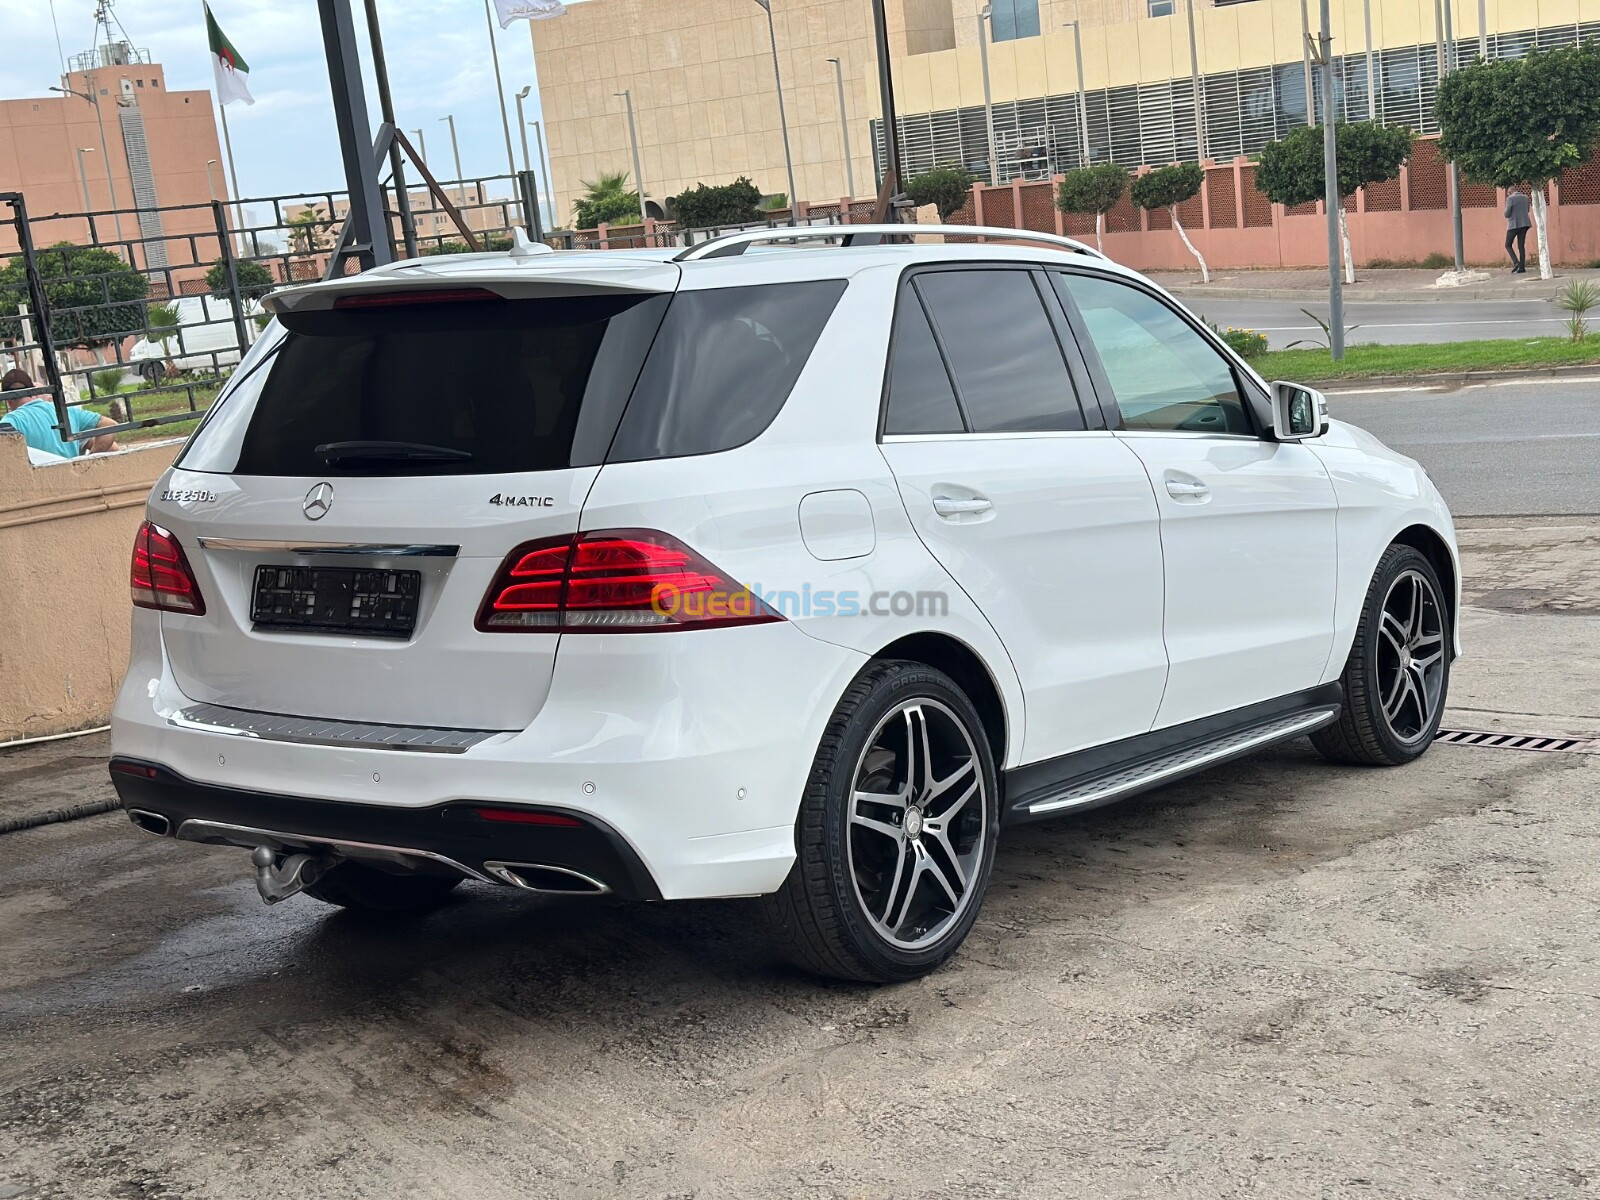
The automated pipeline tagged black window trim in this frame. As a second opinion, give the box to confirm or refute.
[877,262,1099,442]
[1048,266,1272,439]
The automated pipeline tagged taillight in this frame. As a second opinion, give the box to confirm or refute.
[130,521,206,615]
[477,529,781,634]
[332,287,502,309]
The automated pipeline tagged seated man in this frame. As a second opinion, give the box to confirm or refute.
[0,369,117,458]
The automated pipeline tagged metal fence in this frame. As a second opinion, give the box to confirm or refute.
[0,169,538,451]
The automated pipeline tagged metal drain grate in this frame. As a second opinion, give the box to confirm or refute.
[1434,728,1600,754]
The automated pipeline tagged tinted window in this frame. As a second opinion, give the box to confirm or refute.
[608,280,846,462]
[916,271,1084,433]
[884,289,963,435]
[1055,273,1252,435]
[218,294,668,477]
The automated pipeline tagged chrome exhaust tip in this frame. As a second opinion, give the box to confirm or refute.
[483,861,610,895]
[127,809,172,837]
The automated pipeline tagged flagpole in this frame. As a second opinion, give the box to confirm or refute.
[216,100,254,256]
[483,0,519,181]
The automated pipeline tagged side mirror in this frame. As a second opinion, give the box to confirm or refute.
[1271,381,1328,441]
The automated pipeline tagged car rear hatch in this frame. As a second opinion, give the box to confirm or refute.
[155,262,678,732]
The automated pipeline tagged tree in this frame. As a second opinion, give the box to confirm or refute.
[0,242,149,351]
[904,166,976,220]
[1255,122,1413,284]
[203,257,276,301]
[289,207,333,254]
[1438,42,1600,280]
[1056,164,1130,253]
[668,177,763,229]
[1130,163,1209,283]
[573,170,642,228]
[420,235,515,256]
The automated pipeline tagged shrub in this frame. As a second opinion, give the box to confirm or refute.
[420,235,514,256]
[1421,252,1454,270]
[1207,319,1268,358]
[91,367,126,396]
[203,257,276,301]
[904,166,976,219]
[669,177,764,229]
[1555,278,1600,342]
[1055,164,1129,218]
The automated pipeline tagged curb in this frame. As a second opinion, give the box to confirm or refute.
[1167,285,1562,304]
[1305,363,1600,391]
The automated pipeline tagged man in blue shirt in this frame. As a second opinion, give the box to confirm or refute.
[0,369,117,458]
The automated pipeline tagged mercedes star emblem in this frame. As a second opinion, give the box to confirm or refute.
[302,482,334,521]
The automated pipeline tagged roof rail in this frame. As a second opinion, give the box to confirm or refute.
[672,223,1106,263]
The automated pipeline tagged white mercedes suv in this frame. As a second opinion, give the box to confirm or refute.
[111,225,1459,982]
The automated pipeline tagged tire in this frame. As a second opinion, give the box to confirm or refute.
[1313,544,1451,766]
[761,660,1000,983]
[139,361,165,384]
[304,861,463,915]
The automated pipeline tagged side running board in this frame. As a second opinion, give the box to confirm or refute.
[1007,699,1341,822]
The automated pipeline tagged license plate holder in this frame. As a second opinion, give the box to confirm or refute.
[251,565,421,638]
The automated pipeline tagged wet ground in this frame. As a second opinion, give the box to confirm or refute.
[2,521,1597,1199]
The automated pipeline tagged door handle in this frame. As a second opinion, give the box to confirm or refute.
[1164,478,1210,500]
[932,495,993,518]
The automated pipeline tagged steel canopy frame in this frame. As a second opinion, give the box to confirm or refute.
[318,0,392,275]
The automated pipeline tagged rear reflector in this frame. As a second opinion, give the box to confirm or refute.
[110,761,160,779]
[476,529,781,634]
[470,807,586,828]
[130,521,206,615]
[333,287,502,309]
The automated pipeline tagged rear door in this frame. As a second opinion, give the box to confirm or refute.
[154,283,672,731]
[877,267,1168,764]
[1052,270,1338,729]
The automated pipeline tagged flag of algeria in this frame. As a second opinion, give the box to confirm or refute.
[205,4,254,107]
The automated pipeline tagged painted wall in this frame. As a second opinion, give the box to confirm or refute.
[0,433,176,742]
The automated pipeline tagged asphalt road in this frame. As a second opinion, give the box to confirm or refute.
[1191,297,1565,348]
[1328,376,1600,517]
[1,524,1598,1198]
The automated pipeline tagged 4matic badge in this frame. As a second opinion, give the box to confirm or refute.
[488,494,555,508]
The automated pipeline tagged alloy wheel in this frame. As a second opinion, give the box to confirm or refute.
[847,699,990,951]
[1377,568,1446,744]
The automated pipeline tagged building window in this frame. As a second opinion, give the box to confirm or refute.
[136,79,143,87]
[989,0,1040,42]
[1148,0,1175,15]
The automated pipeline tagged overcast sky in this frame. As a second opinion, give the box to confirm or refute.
[7,0,551,205]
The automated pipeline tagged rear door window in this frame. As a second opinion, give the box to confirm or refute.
[914,270,1086,433]
[883,285,964,436]
[606,280,846,462]
[187,293,669,476]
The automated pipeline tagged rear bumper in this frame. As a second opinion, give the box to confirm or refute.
[111,761,662,899]
[111,609,870,900]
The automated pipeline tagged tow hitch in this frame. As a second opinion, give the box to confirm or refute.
[250,846,334,905]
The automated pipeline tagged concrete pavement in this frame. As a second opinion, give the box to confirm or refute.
[1326,377,1600,517]
[1,523,1597,1199]
[1153,264,1600,303]
[1193,296,1567,349]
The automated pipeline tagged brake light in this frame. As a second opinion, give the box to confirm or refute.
[477,529,781,633]
[333,287,501,309]
[130,521,205,615]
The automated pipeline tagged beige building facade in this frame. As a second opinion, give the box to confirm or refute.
[531,0,1600,228]
[0,44,226,277]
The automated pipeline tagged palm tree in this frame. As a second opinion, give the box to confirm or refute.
[289,207,332,254]
[573,171,642,228]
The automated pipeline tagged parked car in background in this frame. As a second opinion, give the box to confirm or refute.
[110,226,1460,983]
[127,295,263,382]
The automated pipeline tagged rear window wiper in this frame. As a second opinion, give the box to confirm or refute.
[316,440,473,465]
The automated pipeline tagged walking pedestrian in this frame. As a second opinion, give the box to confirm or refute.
[1504,187,1532,274]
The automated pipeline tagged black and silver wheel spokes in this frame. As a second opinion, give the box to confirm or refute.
[848,700,988,950]
[1377,568,1446,744]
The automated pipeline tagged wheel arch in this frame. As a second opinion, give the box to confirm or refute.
[869,632,1012,769]
[1391,522,1459,651]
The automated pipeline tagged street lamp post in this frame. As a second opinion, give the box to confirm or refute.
[1438,0,1465,271]
[1183,0,1206,161]
[440,114,464,203]
[514,86,546,239]
[978,6,999,184]
[752,0,800,224]
[1363,0,1376,118]
[75,147,95,213]
[411,128,428,166]
[1317,0,1344,361]
[531,120,551,228]
[614,90,648,225]
[825,57,856,199]
[205,159,221,201]
[50,83,126,252]
[1061,20,1090,167]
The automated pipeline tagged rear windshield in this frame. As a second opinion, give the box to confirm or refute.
[192,293,669,476]
[179,280,844,477]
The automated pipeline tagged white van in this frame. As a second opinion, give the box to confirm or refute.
[127,296,263,382]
